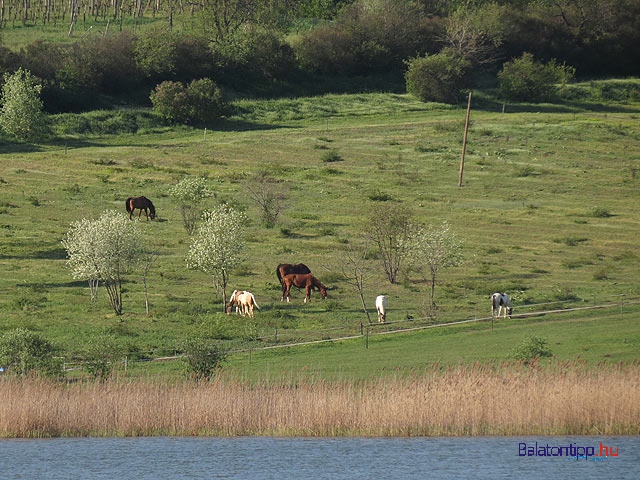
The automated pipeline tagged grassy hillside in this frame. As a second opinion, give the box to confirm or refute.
[1,80,639,378]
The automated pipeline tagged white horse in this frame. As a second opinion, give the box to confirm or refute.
[491,293,512,318]
[375,295,387,323]
[227,290,260,318]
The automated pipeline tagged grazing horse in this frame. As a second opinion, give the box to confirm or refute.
[491,293,513,319]
[227,290,260,317]
[375,295,387,323]
[126,196,156,221]
[227,290,244,314]
[281,273,327,303]
[276,263,311,287]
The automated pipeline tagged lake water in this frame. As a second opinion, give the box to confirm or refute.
[1,436,638,479]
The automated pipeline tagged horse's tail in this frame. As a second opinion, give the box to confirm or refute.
[251,293,260,310]
[276,264,284,285]
[125,197,133,213]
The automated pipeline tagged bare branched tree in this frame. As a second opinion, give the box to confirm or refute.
[141,247,157,316]
[245,171,287,228]
[441,4,506,68]
[338,239,375,323]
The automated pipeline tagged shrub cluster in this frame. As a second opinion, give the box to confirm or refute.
[498,53,575,102]
[405,51,471,104]
[150,78,229,125]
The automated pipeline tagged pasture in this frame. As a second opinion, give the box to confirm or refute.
[1,81,639,379]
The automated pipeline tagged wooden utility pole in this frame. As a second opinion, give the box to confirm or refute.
[458,91,472,187]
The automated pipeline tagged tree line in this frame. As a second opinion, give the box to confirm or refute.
[0,0,638,116]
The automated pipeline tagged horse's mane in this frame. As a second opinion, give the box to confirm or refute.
[311,275,326,291]
[147,198,156,216]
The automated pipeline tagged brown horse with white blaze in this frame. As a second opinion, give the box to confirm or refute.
[281,273,327,303]
[125,196,156,221]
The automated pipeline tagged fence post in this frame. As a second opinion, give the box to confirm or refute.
[124,355,128,375]
[248,348,252,364]
[365,326,369,349]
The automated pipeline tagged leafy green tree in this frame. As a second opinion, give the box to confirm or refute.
[0,68,47,141]
[405,50,471,104]
[81,334,124,380]
[186,205,246,310]
[0,328,63,377]
[182,337,228,380]
[62,210,144,316]
[512,336,553,364]
[134,25,177,80]
[404,221,463,307]
[169,176,214,235]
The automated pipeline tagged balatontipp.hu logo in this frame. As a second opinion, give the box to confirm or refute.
[518,441,619,461]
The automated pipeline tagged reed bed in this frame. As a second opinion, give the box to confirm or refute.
[2,361,639,438]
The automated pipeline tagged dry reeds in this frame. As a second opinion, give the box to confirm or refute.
[2,361,639,438]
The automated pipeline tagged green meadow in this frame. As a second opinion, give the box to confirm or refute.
[1,80,639,379]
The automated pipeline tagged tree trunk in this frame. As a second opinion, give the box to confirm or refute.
[358,290,371,323]
[431,272,437,307]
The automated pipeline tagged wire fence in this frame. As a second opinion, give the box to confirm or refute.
[59,294,640,372]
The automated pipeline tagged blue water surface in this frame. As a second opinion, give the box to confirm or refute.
[1,436,638,479]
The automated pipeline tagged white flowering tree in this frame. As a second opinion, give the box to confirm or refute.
[0,68,47,141]
[62,210,144,316]
[186,205,246,311]
[61,216,102,302]
[169,176,213,234]
[405,221,463,308]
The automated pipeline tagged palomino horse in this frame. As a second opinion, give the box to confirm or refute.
[227,290,260,318]
[276,263,311,287]
[491,293,513,319]
[281,273,327,303]
[375,295,387,323]
[125,196,156,221]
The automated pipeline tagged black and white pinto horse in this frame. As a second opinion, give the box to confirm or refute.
[491,293,513,318]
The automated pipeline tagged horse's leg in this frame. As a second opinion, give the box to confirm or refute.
[304,285,310,303]
[285,283,291,302]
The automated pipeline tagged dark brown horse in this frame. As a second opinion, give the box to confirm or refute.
[125,196,156,221]
[276,263,311,287]
[281,273,327,303]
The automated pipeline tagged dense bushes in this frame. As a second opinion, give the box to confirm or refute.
[405,51,471,104]
[50,110,163,136]
[294,0,441,75]
[150,78,228,125]
[0,327,63,377]
[498,53,575,102]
